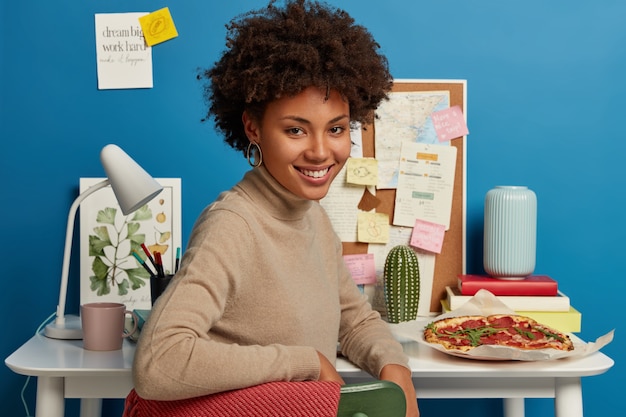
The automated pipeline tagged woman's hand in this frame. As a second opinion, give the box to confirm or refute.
[380,364,420,417]
[317,351,345,384]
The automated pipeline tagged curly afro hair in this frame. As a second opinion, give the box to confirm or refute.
[199,0,392,156]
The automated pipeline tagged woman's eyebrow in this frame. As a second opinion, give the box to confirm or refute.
[329,114,350,124]
[280,114,349,124]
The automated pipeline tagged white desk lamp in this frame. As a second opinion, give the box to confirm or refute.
[44,144,163,339]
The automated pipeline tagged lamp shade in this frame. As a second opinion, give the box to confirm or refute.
[100,144,163,215]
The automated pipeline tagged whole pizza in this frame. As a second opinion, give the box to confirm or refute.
[424,314,574,352]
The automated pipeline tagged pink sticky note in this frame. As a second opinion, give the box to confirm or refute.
[410,219,446,253]
[343,253,377,285]
[431,105,469,143]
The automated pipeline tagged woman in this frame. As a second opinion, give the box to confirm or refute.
[133,1,419,416]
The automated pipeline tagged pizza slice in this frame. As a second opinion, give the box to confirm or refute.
[424,314,574,353]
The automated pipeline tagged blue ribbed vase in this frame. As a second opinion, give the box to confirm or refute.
[483,186,537,279]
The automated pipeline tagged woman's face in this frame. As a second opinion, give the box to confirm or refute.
[243,86,351,201]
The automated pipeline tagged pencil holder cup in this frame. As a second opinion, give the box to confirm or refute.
[150,274,174,306]
[483,186,537,279]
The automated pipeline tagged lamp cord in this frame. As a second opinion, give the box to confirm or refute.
[21,312,56,417]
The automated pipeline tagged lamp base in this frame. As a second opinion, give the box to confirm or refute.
[44,315,83,339]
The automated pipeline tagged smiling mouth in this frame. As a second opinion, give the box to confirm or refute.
[298,167,330,179]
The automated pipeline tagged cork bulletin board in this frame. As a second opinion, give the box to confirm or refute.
[341,79,467,313]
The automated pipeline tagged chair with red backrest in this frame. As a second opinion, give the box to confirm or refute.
[123,380,406,417]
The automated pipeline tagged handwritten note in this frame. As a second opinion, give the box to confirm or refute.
[343,253,377,285]
[410,219,446,253]
[431,105,469,143]
[95,13,153,90]
[346,157,378,186]
[357,212,389,244]
[319,165,364,242]
[139,7,179,47]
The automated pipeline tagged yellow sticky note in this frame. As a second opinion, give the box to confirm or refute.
[139,7,178,46]
[357,212,389,244]
[346,157,378,186]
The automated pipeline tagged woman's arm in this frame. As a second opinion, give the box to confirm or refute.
[380,364,420,417]
[132,209,321,400]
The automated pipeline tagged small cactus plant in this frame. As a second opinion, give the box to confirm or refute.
[383,245,420,323]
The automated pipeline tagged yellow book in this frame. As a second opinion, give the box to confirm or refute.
[440,300,582,333]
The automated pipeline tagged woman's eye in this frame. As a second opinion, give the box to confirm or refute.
[330,126,346,135]
[287,127,303,135]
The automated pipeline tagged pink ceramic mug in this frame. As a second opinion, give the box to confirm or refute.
[81,303,138,351]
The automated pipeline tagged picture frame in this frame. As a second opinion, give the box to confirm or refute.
[79,178,182,311]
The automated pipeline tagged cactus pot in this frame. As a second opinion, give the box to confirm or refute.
[383,245,420,323]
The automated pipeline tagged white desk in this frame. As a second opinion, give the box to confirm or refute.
[6,332,613,417]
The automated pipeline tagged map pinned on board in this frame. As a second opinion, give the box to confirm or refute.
[374,90,449,189]
[139,7,179,46]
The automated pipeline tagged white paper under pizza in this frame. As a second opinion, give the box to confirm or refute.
[388,289,614,361]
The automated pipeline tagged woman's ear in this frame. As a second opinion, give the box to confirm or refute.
[242,111,261,143]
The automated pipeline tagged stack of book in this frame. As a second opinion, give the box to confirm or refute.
[442,274,581,333]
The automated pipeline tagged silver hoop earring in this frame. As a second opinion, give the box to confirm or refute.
[246,142,263,168]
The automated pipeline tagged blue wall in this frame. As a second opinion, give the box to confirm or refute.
[2,1,623,416]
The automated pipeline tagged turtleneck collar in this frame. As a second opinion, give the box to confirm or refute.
[236,166,314,221]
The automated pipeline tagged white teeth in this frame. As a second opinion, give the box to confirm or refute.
[301,167,329,178]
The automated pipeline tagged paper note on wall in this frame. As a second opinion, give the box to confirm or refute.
[343,253,377,285]
[95,13,153,90]
[410,219,446,254]
[319,165,363,242]
[357,212,389,244]
[431,105,469,143]
[393,142,457,229]
[139,7,179,46]
[346,157,378,186]
[319,139,366,242]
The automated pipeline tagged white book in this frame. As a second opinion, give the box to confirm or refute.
[445,286,571,312]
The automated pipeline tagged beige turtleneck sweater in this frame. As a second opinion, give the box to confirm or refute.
[132,166,408,400]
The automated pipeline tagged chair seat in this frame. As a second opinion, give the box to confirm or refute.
[123,380,405,417]
[123,381,341,417]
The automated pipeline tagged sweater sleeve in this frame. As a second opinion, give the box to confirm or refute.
[132,208,320,401]
[334,237,410,377]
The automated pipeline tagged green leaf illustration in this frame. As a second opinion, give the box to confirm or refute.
[89,275,111,296]
[91,256,109,280]
[131,205,152,221]
[117,278,129,296]
[89,228,111,256]
[126,267,149,290]
[96,207,117,225]
[92,225,111,241]
[126,222,141,238]
[86,202,155,298]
